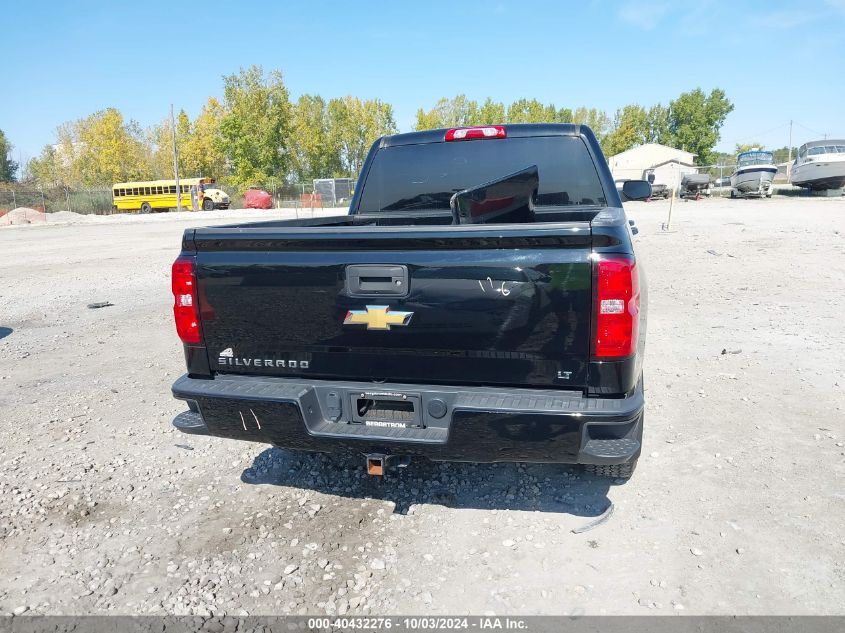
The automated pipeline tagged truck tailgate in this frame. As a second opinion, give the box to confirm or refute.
[191,223,593,389]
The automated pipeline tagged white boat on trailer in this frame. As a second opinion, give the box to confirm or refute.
[790,140,845,191]
[730,150,777,198]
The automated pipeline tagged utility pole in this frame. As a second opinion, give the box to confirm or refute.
[170,104,182,212]
[787,120,793,180]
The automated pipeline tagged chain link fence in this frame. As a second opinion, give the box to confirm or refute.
[611,161,799,199]
[1,182,354,217]
[215,183,353,211]
[0,186,115,215]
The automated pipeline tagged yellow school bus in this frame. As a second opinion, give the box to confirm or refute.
[112,177,230,213]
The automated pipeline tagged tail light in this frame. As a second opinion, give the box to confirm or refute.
[593,255,639,358]
[445,126,506,141]
[172,256,201,344]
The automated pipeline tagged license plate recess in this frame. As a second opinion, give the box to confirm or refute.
[350,391,422,428]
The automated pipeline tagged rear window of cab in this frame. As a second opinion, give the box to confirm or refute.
[357,135,607,213]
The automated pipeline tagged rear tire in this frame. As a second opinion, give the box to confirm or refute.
[584,460,637,480]
[202,198,214,211]
[140,202,152,214]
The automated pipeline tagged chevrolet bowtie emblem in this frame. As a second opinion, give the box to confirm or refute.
[343,305,413,330]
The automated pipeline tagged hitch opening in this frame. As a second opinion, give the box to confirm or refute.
[367,456,385,476]
[365,453,410,476]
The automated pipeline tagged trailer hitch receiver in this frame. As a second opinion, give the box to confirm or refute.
[365,453,410,476]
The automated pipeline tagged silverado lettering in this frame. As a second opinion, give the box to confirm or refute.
[217,357,310,369]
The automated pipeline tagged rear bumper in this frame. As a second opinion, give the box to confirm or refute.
[171,375,644,465]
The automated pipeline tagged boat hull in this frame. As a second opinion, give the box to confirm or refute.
[731,165,778,195]
[730,166,777,195]
[790,158,845,190]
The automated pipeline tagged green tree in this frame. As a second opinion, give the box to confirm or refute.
[290,94,341,181]
[328,96,396,177]
[645,104,671,144]
[26,109,149,186]
[710,151,734,168]
[414,107,439,131]
[184,97,226,178]
[604,104,649,156]
[219,65,292,188]
[53,121,81,184]
[771,146,798,164]
[72,109,150,185]
[26,145,62,185]
[147,118,178,180]
[416,96,571,129]
[175,110,192,172]
[573,107,611,150]
[477,98,506,125]
[556,108,574,123]
[148,100,227,181]
[506,98,557,123]
[667,88,734,165]
[0,129,18,181]
[735,142,764,154]
[414,95,479,130]
[147,110,191,179]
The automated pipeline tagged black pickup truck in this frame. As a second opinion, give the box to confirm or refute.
[170,124,649,479]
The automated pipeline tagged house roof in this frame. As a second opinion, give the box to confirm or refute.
[609,143,696,161]
[649,158,697,169]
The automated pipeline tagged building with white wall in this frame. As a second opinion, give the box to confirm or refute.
[608,143,698,187]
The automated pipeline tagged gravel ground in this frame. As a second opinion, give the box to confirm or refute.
[0,197,843,616]
[15,207,341,226]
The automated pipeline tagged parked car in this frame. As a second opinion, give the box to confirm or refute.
[170,124,649,480]
[244,187,272,209]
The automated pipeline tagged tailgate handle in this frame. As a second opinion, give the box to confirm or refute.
[346,265,409,296]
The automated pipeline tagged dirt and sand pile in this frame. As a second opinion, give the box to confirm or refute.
[46,210,94,223]
[1,207,338,227]
[0,209,99,227]
[0,207,47,226]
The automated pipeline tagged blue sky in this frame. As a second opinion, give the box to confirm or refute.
[3,0,845,168]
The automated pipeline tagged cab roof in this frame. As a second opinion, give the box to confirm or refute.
[378,123,582,148]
